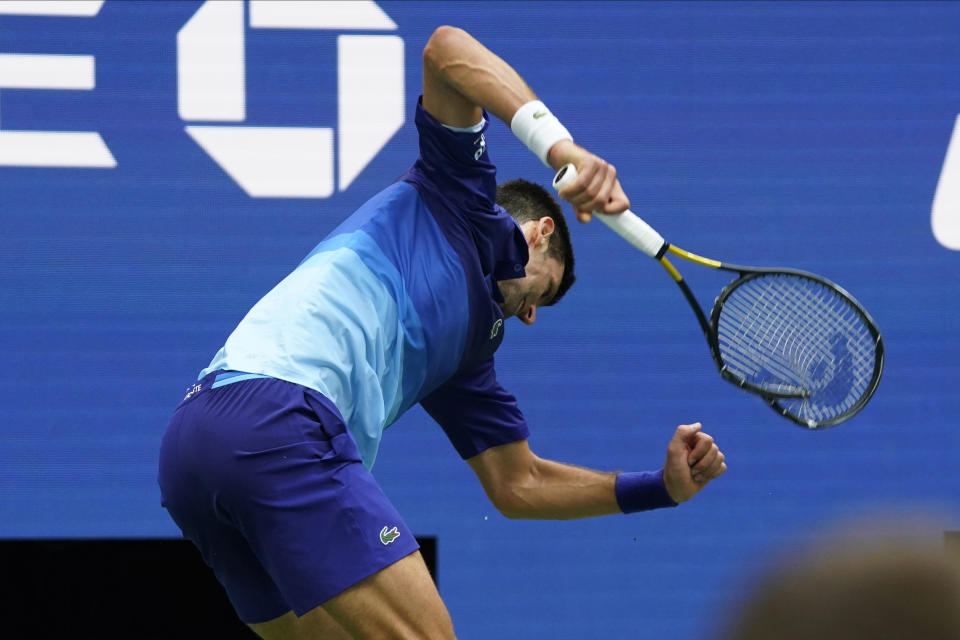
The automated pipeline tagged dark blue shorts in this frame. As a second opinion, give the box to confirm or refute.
[157,371,419,624]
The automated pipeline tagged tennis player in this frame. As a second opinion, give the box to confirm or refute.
[158,26,727,639]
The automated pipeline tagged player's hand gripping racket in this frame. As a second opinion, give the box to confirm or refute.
[553,163,884,428]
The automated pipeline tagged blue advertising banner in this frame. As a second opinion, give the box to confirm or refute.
[2,1,959,637]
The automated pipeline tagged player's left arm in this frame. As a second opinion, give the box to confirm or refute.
[467,424,726,519]
[420,25,627,219]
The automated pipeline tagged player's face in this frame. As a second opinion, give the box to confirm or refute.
[498,251,563,326]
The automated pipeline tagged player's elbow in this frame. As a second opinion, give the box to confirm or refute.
[489,491,529,520]
[423,25,470,73]
[485,479,539,519]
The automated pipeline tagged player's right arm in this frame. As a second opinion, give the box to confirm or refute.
[420,25,628,221]
[421,359,726,520]
[466,424,726,520]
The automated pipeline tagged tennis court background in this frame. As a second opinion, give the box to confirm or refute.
[1,1,958,637]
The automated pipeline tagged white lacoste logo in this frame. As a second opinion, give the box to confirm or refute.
[490,318,502,339]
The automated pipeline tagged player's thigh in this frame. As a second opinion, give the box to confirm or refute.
[322,549,455,640]
[248,608,352,640]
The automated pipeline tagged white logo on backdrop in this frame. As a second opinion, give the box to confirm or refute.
[0,1,116,168]
[932,114,960,250]
[177,0,404,198]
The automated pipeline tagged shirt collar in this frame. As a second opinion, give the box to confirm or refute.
[483,211,528,303]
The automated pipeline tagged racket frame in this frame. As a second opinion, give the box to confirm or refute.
[552,162,884,428]
[661,245,885,428]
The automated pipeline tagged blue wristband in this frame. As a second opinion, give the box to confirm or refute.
[614,469,678,513]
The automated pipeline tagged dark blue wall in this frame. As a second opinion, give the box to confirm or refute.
[2,2,959,637]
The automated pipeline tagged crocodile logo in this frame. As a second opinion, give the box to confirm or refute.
[379,526,400,545]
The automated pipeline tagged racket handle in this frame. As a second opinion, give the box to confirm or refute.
[552,163,666,258]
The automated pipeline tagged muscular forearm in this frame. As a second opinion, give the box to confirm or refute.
[468,439,687,520]
[469,441,624,520]
[496,457,621,520]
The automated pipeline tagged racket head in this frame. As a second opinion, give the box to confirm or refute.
[706,268,884,429]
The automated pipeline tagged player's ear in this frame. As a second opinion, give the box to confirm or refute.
[538,216,555,243]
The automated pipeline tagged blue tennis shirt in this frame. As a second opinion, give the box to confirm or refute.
[201,100,532,469]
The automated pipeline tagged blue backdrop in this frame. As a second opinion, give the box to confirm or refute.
[2,2,959,637]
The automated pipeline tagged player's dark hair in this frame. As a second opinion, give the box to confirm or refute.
[496,178,575,305]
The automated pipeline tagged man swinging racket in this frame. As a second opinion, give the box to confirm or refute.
[158,25,727,639]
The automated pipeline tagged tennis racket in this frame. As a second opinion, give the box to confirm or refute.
[553,163,884,429]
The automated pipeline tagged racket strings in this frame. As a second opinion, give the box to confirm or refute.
[724,282,872,403]
[723,282,863,387]
[716,274,877,425]
[724,281,874,420]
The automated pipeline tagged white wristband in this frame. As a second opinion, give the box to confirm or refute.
[510,100,572,167]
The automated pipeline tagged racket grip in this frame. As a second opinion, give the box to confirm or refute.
[552,163,666,258]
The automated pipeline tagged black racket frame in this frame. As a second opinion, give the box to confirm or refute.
[670,261,885,429]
